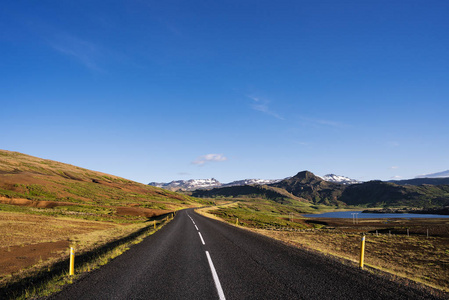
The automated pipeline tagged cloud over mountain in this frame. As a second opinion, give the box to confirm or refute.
[192,154,227,165]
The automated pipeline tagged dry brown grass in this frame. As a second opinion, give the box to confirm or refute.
[0,211,172,299]
[0,211,153,280]
[0,211,116,248]
[249,227,449,292]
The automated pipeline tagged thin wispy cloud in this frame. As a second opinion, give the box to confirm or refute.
[48,33,103,72]
[390,166,399,170]
[300,116,346,128]
[247,96,284,120]
[388,141,400,147]
[177,172,191,176]
[192,154,227,165]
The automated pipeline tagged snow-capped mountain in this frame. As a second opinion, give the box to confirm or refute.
[223,179,282,187]
[416,170,449,178]
[148,178,282,191]
[319,174,360,185]
[149,173,360,191]
[148,178,222,191]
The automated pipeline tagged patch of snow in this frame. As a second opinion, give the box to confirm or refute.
[149,177,283,191]
[319,174,360,185]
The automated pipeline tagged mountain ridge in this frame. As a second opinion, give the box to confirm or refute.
[189,170,449,208]
[149,178,282,191]
[389,177,449,186]
[149,173,359,191]
[416,170,449,179]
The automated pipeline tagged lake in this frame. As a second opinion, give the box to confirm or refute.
[302,210,449,219]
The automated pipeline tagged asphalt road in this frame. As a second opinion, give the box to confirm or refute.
[50,209,443,300]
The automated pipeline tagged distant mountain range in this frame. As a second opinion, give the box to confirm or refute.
[148,173,359,191]
[148,178,282,191]
[416,170,449,178]
[149,178,222,191]
[191,170,449,208]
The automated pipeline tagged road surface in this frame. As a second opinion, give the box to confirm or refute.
[50,209,442,299]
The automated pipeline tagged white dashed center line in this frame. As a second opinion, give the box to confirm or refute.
[198,232,205,245]
[206,251,226,300]
[187,212,226,299]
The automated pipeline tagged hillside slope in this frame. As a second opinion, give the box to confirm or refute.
[341,180,449,207]
[0,150,205,222]
[389,177,449,186]
[192,184,305,204]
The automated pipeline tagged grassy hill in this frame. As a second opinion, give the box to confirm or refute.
[191,184,305,204]
[341,180,449,208]
[0,150,207,222]
[389,177,449,186]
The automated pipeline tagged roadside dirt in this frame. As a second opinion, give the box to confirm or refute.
[0,212,118,278]
[0,241,70,276]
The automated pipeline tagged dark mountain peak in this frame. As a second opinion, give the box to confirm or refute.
[289,171,323,184]
[270,171,344,205]
[293,170,317,179]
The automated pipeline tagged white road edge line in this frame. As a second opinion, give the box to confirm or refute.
[195,225,199,231]
[198,232,205,245]
[205,251,226,300]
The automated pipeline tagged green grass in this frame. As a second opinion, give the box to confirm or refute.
[210,199,309,229]
[207,197,378,230]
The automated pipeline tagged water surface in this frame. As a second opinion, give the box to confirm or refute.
[302,210,449,219]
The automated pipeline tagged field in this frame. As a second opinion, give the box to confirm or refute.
[199,200,449,293]
[0,210,169,281]
[0,211,114,276]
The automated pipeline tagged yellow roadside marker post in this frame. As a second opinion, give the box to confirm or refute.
[69,247,75,275]
[359,235,366,269]
[236,218,238,226]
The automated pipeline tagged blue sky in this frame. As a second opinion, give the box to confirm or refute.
[1,1,448,183]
